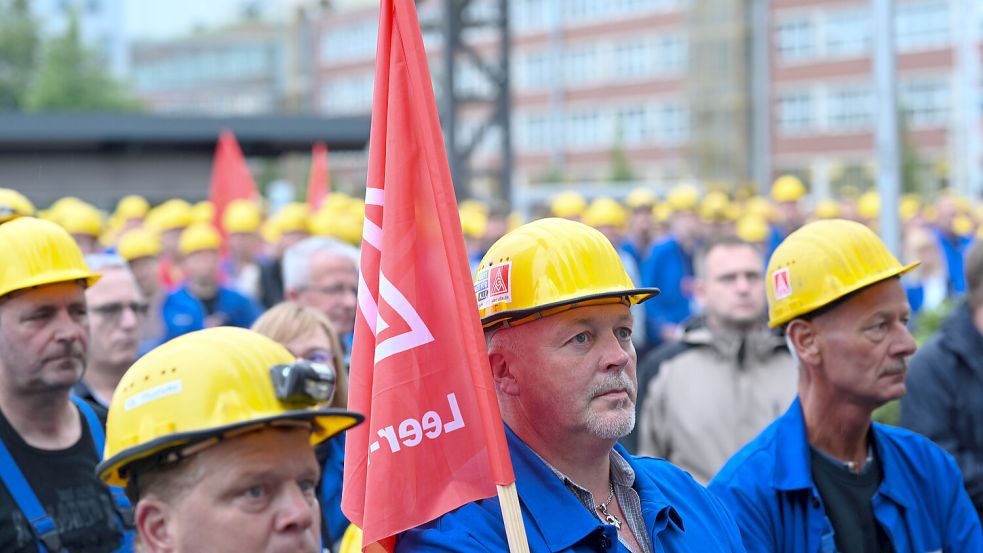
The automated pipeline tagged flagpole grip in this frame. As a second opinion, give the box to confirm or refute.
[496,483,530,553]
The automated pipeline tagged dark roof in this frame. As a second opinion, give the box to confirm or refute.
[0,112,371,155]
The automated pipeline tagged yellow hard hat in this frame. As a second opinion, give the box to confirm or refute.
[899,194,920,222]
[813,200,841,220]
[191,200,215,225]
[117,228,161,262]
[222,199,261,234]
[625,187,656,209]
[459,208,488,239]
[952,214,974,237]
[699,191,731,222]
[550,191,587,219]
[97,327,364,487]
[322,192,352,213]
[147,199,193,232]
[459,199,489,216]
[474,218,659,329]
[276,202,311,235]
[745,196,774,220]
[0,188,36,223]
[666,184,699,212]
[0,217,101,298]
[857,190,880,220]
[582,197,627,228]
[652,202,672,223]
[771,175,806,203]
[339,525,363,553]
[179,223,221,256]
[766,219,918,328]
[735,215,769,243]
[59,202,103,237]
[115,195,150,220]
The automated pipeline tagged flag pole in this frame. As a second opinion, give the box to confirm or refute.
[497,483,530,553]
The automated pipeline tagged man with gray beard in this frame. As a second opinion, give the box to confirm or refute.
[398,218,745,552]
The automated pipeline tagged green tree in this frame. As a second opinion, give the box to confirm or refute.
[0,0,40,109]
[25,11,142,111]
[608,143,636,182]
[899,110,924,195]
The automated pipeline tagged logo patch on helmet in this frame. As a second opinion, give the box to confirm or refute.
[772,268,792,300]
[474,261,512,310]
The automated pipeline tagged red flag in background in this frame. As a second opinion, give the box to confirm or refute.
[341,0,514,550]
[208,130,258,235]
[307,141,331,211]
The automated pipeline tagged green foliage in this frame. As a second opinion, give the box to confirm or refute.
[608,144,636,183]
[24,10,142,111]
[898,111,924,195]
[0,0,40,109]
[532,165,567,185]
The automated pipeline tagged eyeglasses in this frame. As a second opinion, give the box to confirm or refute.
[90,302,150,319]
[300,284,357,297]
[300,348,335,365]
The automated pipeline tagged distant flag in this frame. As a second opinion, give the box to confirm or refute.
[208,129,258,237]
[341,0,522,551]
[307,141,331,211]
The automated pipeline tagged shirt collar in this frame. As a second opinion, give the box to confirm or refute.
[771,397,816,491]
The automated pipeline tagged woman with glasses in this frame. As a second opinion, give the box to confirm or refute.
[252,301,351,548]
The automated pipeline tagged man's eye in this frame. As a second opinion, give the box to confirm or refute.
[244,485,265,499]
[616,327,632,340]
[572,332,589,344]
[299,479,317,494]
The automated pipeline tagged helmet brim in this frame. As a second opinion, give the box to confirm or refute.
[481,287,660,329]
[97,408,363,488]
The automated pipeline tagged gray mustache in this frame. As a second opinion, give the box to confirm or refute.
[589,373,636,400]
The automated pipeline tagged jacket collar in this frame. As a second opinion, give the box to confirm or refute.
[505,426,684,549]
[868,423,915,510]
[770,397,816,491]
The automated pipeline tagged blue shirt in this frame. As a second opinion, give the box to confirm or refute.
[162,285,261,341]
[641,237,694,344]
[320,434,349,544]
[933,227,971,295]
[396,425,745,552]
[709,398,983,553]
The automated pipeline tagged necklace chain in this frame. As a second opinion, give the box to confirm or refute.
[595,482,622,529]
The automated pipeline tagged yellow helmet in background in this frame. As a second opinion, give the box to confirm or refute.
[857,190,880,221]
[813,200,841,220]
[147,199,193,232]
[582,197,627,228]
[735,215,769,243]
[276,202,311,235]
[459,207,489,239]
[117,228,161,262]
[0,188,35,223]
[699,191,731,222]
[765,219,918,328]
[474,218,659,329]
[625,187,656,210]
[550,191,587,219]
[952,214,974,237]
[115,195,150,221]
[666,184,699,212]
[771,175,806,203]
[179,223,221,256]
[222,199,262,234]
[0,217,101,298]
[97,327,363,488]
[191,201,215,225]
[899,194,921,222]
[58,202,104,237]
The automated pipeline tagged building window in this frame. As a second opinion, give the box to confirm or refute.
[614,39,652,79]
[657,103,689,143]
[776,17,816,61]
[827,86,873,130]
[778,91,815,132]
[564,46,600,86]
[615,105,650,144]
[518,51,553,90]
[896,1,949,51]
[654,35,686,74]
[566,110,603,148]
[900,79,950,126]
[825,9,870,57]
[511,0,554,31]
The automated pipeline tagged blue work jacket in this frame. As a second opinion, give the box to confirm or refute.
[641,236,694,344]
[162,285,260,341]
[708,398,983,553]
[397,425,745,552]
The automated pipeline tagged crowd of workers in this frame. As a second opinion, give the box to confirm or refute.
[0,175,981,552]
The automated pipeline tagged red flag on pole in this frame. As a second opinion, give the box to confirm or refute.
[208,129,258,234]
[341,0,515,550]
[307,141,331,211]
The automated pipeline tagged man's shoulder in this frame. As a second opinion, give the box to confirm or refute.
[710,415,785,489]
[873,422,960,468]
[395,494,509,552]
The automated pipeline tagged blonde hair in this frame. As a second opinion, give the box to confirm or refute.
[251,301,348,409]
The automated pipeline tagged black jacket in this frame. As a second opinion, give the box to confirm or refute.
[901,302,983,521]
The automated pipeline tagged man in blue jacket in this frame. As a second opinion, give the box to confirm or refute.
[709,219,982,553]
[398,218,745,552]
[162,223,261,341]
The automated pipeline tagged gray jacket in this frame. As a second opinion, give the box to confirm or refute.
[637,322,797,484]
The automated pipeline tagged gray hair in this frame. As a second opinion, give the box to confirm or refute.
[282,237,360,292]
[85,253,130,273]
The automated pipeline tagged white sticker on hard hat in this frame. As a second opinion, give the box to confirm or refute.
[124,380,183,411]
[474,260,512,310]
[773,268,792,300]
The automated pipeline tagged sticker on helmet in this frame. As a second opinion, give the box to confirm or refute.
[124,380,183,411]
[474,261,512,310]
[773,268,792,300]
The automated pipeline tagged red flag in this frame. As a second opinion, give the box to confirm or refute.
[341,0,514,549]
[307,141,331,210]
[208,130,258,235]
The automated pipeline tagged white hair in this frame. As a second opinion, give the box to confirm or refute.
[785,332,801,367]
[282,237,360,292]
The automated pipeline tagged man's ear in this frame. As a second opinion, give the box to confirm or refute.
[786,319,821,365]
[692,277,707,310]
[135,498,175,553]
[488,348,519,397]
